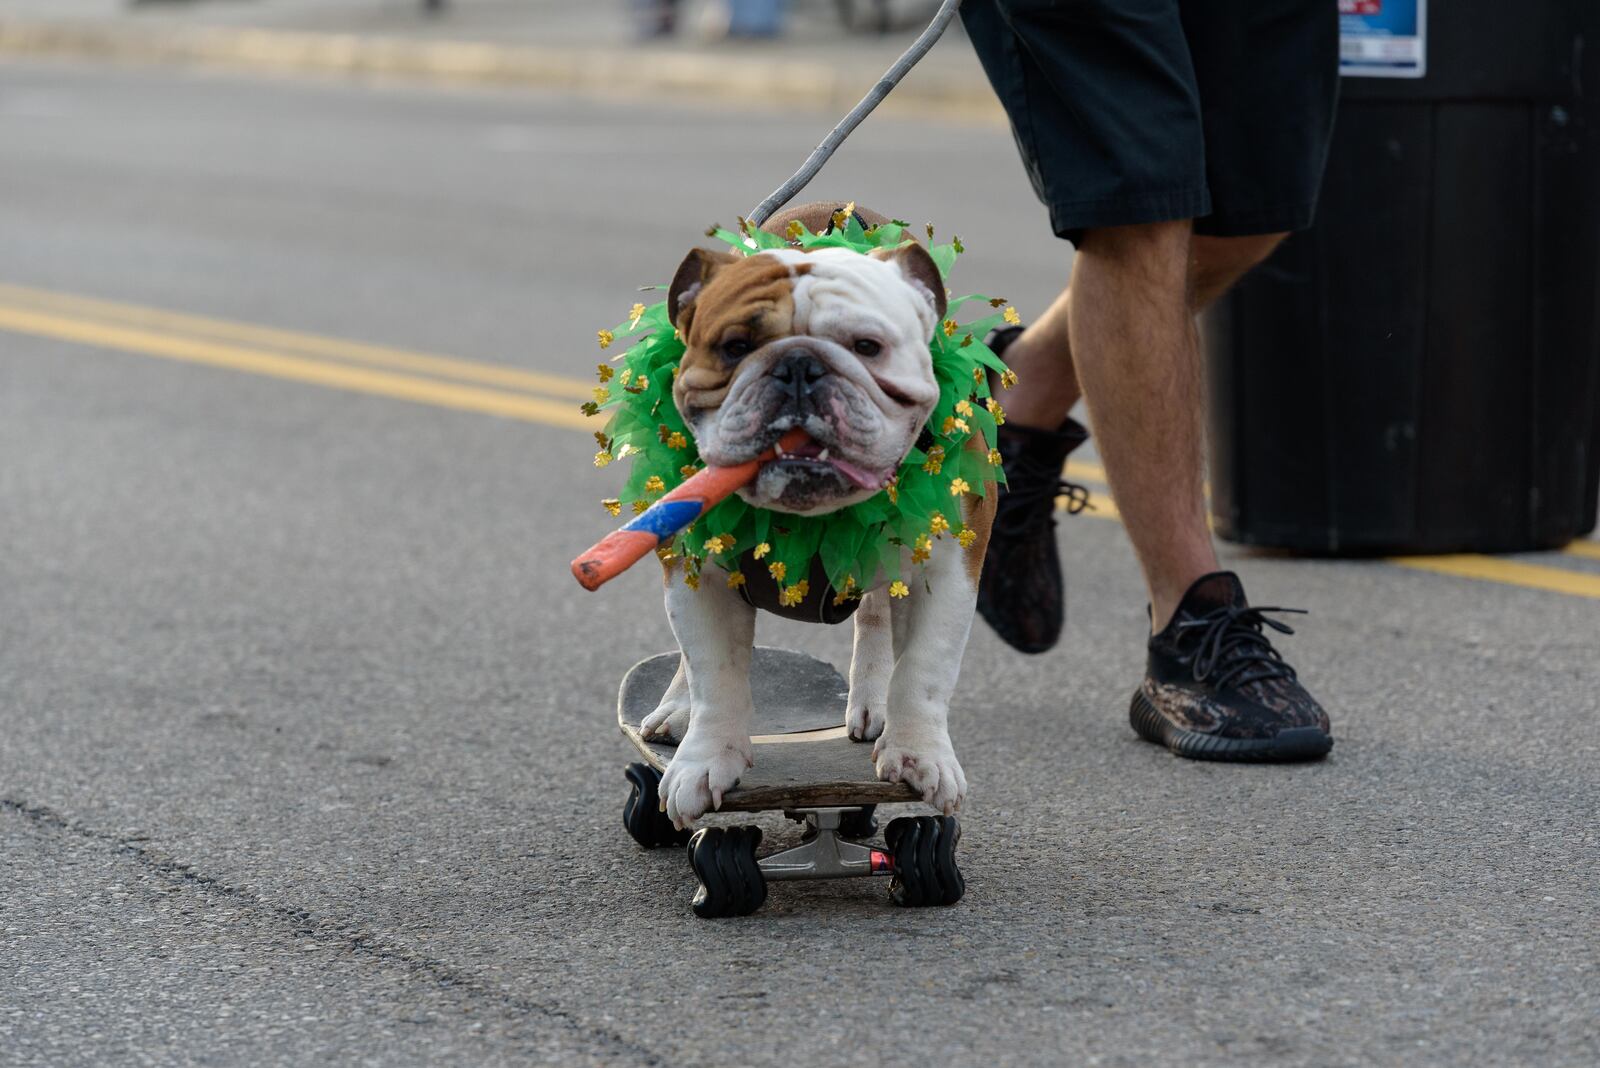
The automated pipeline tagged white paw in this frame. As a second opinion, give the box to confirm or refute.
[658,735,753,829]
[845,699,885,743]
[641,692,692,743]
[873,728,966,815]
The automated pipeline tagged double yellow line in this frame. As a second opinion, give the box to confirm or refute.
[0,282,592,430]
[2,280,1597,600]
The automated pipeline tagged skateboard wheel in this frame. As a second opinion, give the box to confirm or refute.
[623,762,692,850]
[688,825,767,918]
[885,815,964,907]
[836,805,879,840]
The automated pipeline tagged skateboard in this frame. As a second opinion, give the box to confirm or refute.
[618,647,965,918]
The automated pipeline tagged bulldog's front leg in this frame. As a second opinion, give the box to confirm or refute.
[873,548,981,815]
[658,565,756,828]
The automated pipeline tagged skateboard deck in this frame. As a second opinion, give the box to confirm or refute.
[618,647,918,811]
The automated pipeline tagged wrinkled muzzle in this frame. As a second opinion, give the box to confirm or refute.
[694,337,934,515]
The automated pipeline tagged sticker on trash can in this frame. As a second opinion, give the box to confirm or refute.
[1339,0,1426,79]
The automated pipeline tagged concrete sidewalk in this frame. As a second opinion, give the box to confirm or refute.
[0,0,1002,118]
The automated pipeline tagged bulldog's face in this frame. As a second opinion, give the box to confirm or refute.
[667,244,945,515]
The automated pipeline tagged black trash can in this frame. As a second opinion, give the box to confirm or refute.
[1203,1,1600,554]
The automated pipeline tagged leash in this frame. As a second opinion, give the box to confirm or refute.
[745,0,965,229]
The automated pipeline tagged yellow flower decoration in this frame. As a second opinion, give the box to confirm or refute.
[768,561,787,582]
[597,363,614,383]
[832,576,858,605]
[592,386,610,404]
[942,319,958,338]
[987,398,1006,425]
[960,334,974,348]
[632,500,648,515]
[643,475,665,494]
[1000,369,1019,389]
[889,580,910,599]
[972,367,985,385]
[957,528,978,548]
[680,465,698,478]
[941,416,970,435]
[950,477,972,496]
[911,533,932,564]
[929,512,950,535]
[655,546,676,563]
[988,448,1004,466]
[921,445,945,475]
[684,572,700,590]
[593,450,614,468]
[667,432,688,449]
[885,477,899,503]
[778,580,810,606]
[702,536,727,554]
[598,329,615,349]
[727,571,746,588]
[785,220,806,241]
[989,297,1008,308]
[628,302,647,328]
[620,368,633,386]
[753,542,771,559]
[1002,306,1021,326]
[955,399,974,417]
[601,498,621,517]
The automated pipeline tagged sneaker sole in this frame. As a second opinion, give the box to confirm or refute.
[1130,690,1333,763]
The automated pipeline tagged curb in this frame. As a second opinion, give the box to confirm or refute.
[0,19,1004,121]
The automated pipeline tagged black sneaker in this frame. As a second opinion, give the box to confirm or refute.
[977,327,1092,654]
[1131,571,1333,762]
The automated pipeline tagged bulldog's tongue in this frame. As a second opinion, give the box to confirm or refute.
[828,457,886,490]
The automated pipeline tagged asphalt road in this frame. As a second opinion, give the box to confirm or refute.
[3,60,1598,1067]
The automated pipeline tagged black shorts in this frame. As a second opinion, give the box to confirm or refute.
[962,0,1339,243]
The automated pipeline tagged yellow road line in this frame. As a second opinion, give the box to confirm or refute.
[0,282,593,400]
[1064,458,1108,485]
[1563,539,1600,562]
[1387,554,1600,600]
[0,304,593,430]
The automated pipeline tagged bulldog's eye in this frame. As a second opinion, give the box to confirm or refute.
[721,339,754,361]
[853,339,882,357]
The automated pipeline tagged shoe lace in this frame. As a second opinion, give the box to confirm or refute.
[1174,604,1308,690]
[995,454,1091,536]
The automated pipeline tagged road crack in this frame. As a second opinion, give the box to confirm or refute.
[2,796,668,1067]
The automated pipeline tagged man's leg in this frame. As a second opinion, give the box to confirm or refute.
[989,223,1332,761]
[992,229,1286,630]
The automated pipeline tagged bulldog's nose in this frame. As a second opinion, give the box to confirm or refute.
[772,351,828,391]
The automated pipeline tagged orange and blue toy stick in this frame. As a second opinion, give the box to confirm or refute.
[572,429,808,591]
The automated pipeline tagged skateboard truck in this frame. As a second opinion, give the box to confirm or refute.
[763,809,894,881]
[618,649,966,918]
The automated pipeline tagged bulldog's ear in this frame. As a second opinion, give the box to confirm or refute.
[870,243,947,323]
[667,247,739,331]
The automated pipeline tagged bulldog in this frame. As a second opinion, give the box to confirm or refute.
[641,203,996,828]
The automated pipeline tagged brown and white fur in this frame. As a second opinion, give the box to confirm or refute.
[641,204,996,828]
